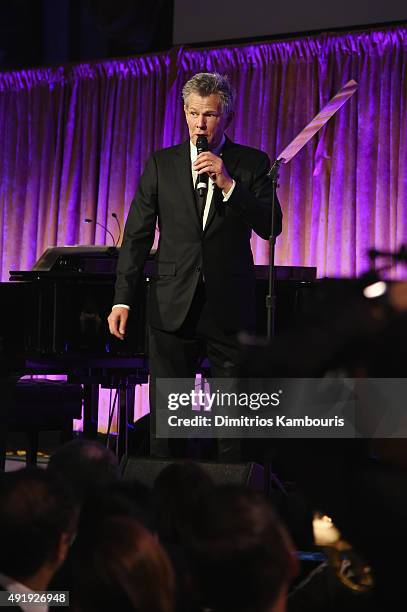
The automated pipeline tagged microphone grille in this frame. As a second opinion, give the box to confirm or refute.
[196,135,208,150]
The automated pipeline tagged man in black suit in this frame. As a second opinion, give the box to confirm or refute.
[108,72,282,457]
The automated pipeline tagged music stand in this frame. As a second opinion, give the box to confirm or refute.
[266,79,359,341]
[263,80,359,498]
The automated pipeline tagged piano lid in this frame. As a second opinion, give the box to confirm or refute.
[32,246,119,273]
[10,246,316,282]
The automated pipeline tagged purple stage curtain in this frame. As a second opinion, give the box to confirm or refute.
[1,26,406,282]
[1,26,406,429]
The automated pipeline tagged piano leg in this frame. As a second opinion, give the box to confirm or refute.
[25,431,39,466]
[0,376,15,471]
[117,381,135,460]
[0,423,6,471]
[82,383,99,439]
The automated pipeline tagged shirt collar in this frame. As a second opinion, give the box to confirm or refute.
[190,134,226,161]
[0,573,49,612]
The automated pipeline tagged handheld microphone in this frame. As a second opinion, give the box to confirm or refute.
[84,218,116,246]
[196,135,209,198]
[111,212,122,246]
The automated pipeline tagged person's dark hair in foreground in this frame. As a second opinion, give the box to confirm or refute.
[50,477,153,599]
[0,468,77,591]
[78,478,153,533]
[152,461,215,544]
[47,438,120,503]
[71,516,175,612]
[184,485,298,612]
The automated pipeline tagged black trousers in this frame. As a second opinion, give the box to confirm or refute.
[148,281,244,459]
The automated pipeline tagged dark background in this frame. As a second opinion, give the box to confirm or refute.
[174,0,407,44]
[0,0,173,70]
[0,0,405,71]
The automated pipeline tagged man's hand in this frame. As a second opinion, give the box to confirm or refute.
[193,151,233,193]
[107,307,129,340]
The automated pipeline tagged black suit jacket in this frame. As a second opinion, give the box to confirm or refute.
[114,137,282,333]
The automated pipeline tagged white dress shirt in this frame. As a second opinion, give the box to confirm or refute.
[113,136,235,311]
[190,135,235,229]
[0,573,49,612]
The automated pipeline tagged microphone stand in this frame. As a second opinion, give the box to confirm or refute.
[262,80,358,342]
[84,218,115,246]
[259,79,359,498]
[263,158,282,500]
[111,213,122,247]
[266,159,282,342]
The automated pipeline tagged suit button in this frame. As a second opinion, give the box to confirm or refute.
[196,266,201,273]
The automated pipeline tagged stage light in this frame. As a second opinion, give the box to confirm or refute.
[363,280,387,299]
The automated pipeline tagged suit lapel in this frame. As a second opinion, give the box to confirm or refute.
[203,184,222,233]
[174,140,201,232]
[203,136,241,235]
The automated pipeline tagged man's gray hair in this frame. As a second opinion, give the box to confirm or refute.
[182,72,235,115]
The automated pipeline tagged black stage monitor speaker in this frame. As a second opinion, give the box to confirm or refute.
[121,457,264,491]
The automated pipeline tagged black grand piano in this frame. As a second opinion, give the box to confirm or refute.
[1,246,316,460]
